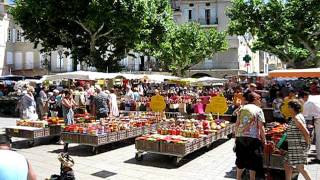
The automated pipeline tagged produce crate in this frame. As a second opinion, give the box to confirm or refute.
[135,139,145,150]
[270,154,284,169]
[199,137,206,148]
[204,134,212,145]
[212,132,218,141]
[49,125,62,136]
[117,130,127,141]
[192,139,200,152]
[150,124,158,133]
[108,132,118,143]
[142,126,151,134]
[144,140,159,152]
[175,142,192,155]
[61,132,80,143]
[136,127,143,136]
[44,128,50,136]
[127,129,136,138]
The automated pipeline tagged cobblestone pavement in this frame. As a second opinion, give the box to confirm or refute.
[0,117,319,180]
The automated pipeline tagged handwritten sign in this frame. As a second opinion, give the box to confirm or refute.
[150,95,166,112]
[205,95,228,114]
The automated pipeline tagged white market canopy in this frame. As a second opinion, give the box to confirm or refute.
[269,68,320,78]
[41,71,179,82]
[196,76,227,83]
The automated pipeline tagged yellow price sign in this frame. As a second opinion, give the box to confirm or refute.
[150,95,166,112]
[205,95,228,114]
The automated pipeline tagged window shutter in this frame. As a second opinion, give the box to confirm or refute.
[14,52,22,69]
[25,52,34,69]
[6,51,13,65]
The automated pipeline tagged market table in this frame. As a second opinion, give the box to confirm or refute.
[61,122,167,154]
[135,123,236,166]
[5,125,62,146]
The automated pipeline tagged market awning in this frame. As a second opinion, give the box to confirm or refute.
[41,71,121,81]
[269,68,320,78]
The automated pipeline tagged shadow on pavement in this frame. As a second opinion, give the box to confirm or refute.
[225,167,298,180]
[11,136,59,149]
[48,138,136,157]
[124,138,231,169]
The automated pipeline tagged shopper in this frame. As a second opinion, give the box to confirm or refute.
[303,92,320,163]
[124,85,134,111]
[109,88,119,117]
[36,86,48,119]
[93,86,110,120]
[272,92,285,123]
[0,134,37,180]
[21,86,38,120]
[284,100,311,180]
[235,92,266,180]
[62,90,77,125]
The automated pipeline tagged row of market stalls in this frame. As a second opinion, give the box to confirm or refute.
[3,68,320,172]
[40,71,228,85]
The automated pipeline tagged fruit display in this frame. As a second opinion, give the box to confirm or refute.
[266,122,288,145]
[16,120,48,128]
[74,113,96,123]
[136,134,192,144]
[45,117,65,125]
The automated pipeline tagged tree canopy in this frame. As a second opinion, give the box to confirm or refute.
[148,23,227,76]
[227,0,320,68]
[11,0,173,72]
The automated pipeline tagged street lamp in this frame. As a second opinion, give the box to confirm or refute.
[57,45,64,72]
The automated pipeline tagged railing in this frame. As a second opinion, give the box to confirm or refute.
[189,18,218,26]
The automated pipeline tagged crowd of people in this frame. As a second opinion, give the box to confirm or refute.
[4,78,320,179]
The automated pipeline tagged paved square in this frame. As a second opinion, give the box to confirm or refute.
[1,117,319,180]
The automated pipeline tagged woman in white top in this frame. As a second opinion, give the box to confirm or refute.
[109,88,119,116]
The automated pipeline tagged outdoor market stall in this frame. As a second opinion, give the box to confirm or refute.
[60,112,170,154]
[134,94,236,166]
[269,68,320,78]
[5,118,64,146]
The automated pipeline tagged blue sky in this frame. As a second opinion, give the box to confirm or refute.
[8,0,14,4]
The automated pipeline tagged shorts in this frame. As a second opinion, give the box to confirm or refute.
[235,137,264,172]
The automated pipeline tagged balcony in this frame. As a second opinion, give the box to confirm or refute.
[170,0,181,11]
[188,18,218,27]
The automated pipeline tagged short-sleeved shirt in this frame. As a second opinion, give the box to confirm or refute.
[94,92,109,113]
[236,104,265,139]
[0,150,28,180]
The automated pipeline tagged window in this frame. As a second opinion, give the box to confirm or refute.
[56,53,64,70]
[25,52,34,69]
[188,10,192,20]
[205,9,211,25]
[7,29,11,42]
[67,55,72,71]
[16,30,22,42]
[14,52,23,70]
[6,52,13,65]
[206,3,210,6]
[189,3,194,7]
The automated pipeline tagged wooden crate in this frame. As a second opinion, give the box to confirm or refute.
[44,128,50,136]
[142,126,150,134]
[127,129,136,138]
[136,127,143,136]
[204,134,212,145]
[108,132,117,143]
[117,130,127,141]
[144,141,159,152]
[135,139,145,150]
[49,125,62,136]
[61,132,80,143]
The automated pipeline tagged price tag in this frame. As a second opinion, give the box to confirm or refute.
[14,129,19,133]
[150,95,166,112]
[205,94,228,114]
